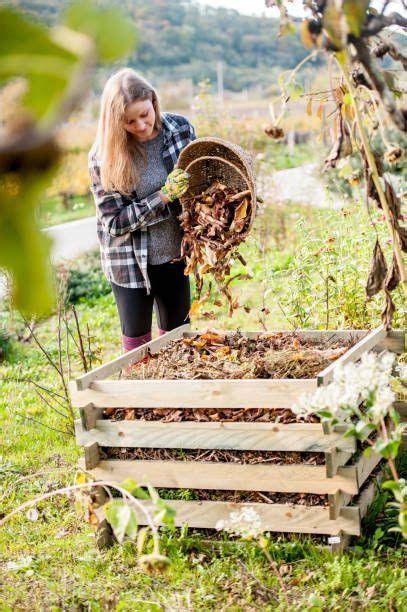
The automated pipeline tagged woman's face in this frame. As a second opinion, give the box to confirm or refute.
[123,98,156,142]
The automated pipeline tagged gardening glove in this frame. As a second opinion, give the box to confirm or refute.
[161,168,190,202]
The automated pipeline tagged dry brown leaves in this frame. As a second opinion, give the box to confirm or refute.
[179,180,252,316]
[127,330,352,382]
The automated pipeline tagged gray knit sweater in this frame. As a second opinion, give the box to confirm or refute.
[134,129,183,265]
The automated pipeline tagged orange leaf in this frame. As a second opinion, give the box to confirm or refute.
[188,289,211,317]
[300,20,314,49]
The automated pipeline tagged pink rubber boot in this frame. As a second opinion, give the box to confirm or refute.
[121,331,152,378]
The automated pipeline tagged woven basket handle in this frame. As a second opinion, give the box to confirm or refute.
[182,155,251,188]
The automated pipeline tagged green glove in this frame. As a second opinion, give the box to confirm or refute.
[161,168,190,202]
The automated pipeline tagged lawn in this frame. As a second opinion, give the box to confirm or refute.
[0,197,405,610]
[37,194,95,228]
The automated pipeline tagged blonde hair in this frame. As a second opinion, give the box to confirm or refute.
[96,68,162,195]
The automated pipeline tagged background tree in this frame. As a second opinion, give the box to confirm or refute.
[266,0,406,328]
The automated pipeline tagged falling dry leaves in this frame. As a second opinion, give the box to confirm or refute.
[180,180,252,316]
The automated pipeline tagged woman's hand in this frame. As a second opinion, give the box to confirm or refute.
[161,168,190,203]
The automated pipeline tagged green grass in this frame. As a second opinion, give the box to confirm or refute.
[36,194,94,228]
[0,198,406,609]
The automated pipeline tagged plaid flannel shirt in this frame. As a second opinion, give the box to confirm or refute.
[88,112,196,291]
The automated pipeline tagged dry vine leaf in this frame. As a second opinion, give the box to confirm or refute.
[384,180,401,220]
[384,255,400,292]
[325,111,352,168]
[395,222,407,252]
[264,125,284,139]
[381,289,395,330]
[366,239,387,299]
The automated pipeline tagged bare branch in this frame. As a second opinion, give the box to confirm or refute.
[362,12,407,37]
[71,305,89,373]
[374,40,407,71]
[16,412,72,436]
[353,38,407,131]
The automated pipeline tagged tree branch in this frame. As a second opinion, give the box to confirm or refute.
[373,41,407,71]
[362,12,407,37]
[353,38,407,132]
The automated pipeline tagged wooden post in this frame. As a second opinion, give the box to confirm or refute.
[84,442,100,470]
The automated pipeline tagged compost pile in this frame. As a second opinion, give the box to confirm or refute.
[103,331,356,507]
[127,330,351,382]
[179,180,252,315]
[106,331,355,425]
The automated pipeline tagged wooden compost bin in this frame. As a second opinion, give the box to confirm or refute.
[70,325,405,547]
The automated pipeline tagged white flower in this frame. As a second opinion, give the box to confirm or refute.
[369,385,395,423]
[216,507,263,539]
[5,556,33,571]
[293,351,395,424]
[26,508,39,521]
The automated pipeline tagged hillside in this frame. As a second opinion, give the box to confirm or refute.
[4,0,314,90]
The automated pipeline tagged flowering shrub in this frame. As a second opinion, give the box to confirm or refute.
[293,351,406,539]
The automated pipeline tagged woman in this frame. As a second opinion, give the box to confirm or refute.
[88,68,195,353]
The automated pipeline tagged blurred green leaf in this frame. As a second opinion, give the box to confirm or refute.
[120,478,150,500]
[0,8,76,120]
[343,0,369,37]
[0,164,57,314]
[104,500,138,543]
[0,2,137,315]
[63,0,137,62]
[287,81,303,102]
[323,0,345,50]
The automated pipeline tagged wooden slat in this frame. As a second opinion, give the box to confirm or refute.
[325,449,354,478]
[338,506,360,535]
[75,419,355,453]
[317,326,387,385]
[116,499,359,535]
[356,451,382,489]
[74,324,190,390]
[70,378,318,409]
[376,330,405,354]
[73,328,403,392]
[395,401,407,419]
[79,458,358,495]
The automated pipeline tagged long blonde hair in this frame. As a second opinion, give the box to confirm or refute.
[96,68,162,195]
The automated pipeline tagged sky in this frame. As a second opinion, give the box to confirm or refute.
[195,0,300,17]
[195,0,406,18]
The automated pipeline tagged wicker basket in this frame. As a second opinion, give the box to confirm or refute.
[177,137,257,229]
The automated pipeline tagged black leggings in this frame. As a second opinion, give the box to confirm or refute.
[111,261,190,337]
